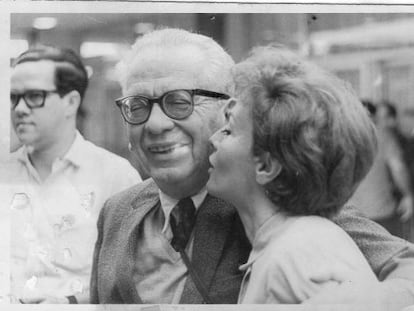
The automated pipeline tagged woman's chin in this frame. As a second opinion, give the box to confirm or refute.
[206,177,215,193]
[206,177,221,198]
[207,173,236,204]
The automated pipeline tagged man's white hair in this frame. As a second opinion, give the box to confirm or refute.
[116,28,235,95]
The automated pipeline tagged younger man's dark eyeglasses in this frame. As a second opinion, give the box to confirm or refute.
[11,90,59,110]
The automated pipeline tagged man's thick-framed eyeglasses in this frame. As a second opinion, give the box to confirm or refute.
[10,90,59,110]
[115,89,230,125]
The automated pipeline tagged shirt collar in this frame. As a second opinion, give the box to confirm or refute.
[159,187,208,234]
[239,212,290,272]
[16,131,87,181]
[16,145,29,163]
[61,131,88,168]
[16,146,40,183]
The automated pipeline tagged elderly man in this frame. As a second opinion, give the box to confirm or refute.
[9,46,141,304]
[90,28,414,306]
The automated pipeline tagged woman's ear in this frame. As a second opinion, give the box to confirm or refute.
[254,152,282,185]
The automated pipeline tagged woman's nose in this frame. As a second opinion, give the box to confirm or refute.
[209,129,221,151]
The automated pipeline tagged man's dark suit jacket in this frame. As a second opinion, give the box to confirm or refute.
[90,178,414,304]
[90,178,250,303]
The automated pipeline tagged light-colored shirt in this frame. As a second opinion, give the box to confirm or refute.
[238,214,377,304]
[133,189,207,304]
[9,132,140,302]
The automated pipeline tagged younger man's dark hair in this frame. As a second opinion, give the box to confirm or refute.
[13,45,88,103]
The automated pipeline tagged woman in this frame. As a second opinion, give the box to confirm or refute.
[207,45,379,303]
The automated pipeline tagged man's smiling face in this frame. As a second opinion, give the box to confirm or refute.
[125,46,224,197]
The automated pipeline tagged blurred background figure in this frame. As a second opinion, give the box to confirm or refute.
[403,115,414,242]
[349,99,414,240]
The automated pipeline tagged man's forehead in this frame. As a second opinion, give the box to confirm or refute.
[124,45,208,95]
[11,60,56,88]
[125,77,200,97]
[13,60,55,72]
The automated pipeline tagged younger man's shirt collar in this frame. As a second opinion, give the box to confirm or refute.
[16,131,87,183]
[62,131,87,168]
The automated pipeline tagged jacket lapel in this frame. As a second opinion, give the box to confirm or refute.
[115,180,159,303]
[180,195,237,303]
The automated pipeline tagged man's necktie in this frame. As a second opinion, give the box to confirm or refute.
[170,197,196,252]
[169,197,213,303]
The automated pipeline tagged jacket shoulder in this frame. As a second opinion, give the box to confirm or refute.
[102,178,158,217]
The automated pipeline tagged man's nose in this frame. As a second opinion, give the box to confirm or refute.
[144,103,175,134]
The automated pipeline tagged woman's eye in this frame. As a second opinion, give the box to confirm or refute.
[221,128,231,135]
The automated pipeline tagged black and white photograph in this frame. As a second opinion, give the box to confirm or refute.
[2,1,414,310]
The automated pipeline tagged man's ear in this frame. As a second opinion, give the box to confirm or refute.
[224,98,237,113]
[216,98,236,130]
[64,90,81,117]
[218,98,237,124]
[254,152,282,185]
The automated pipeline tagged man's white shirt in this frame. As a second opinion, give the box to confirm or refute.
[7,132,140,302]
